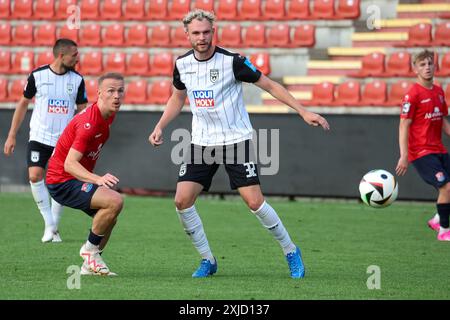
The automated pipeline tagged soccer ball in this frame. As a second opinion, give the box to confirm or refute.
[359,169,398,208]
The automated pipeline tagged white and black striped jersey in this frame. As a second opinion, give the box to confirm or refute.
[24,65,87,147]
[173,46,262,146]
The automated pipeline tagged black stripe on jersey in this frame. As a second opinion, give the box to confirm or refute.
[177,49,194,60]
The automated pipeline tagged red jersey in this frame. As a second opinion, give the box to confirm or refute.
[46,102,115,184]
[400,83,448,162]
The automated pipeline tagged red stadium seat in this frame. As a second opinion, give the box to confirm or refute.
[35,24,57,46]
[305,82,334,106]
[85,79,98,102]
[12,0,33,19]
[102,0,123,20]
[291,24,315,47]
[193,0,214,12]
[13,24,34,46]
[433,22,450,47]
[9,79,27,102]
[287,0,310,19]
[124,0,146,20]
[361,80,387,106]
[446,84,450,101]
[219,24,242,47]
[0,23,11,45]
[217,0,238,20]
[264,0,286,20]
[335,0,360,19]
[405,23,432,47]
[169,0,191,20]
[333,80,361,106]
[148,80,172,104]
[0,78,8,102]
[385,51,413,77]
[385,80,413,106]
[36,51,54,67]
[352,52,385,77]
[12,51,34,74]
[244,24,266,47]
[79,51,103,75]
[172,26,190,47]
[56,0,77,19]
[126,52,151,76]
[34,0,55,19]
[80,0,99,20]
[148,0,168,20]
[267,24,290,47]
[311,0,335,19]
[240,0,262,20]
[125,80,148,104]
[80,24,101,46]
[0,51,11,74]
[149,25,171,47]
[151,52,174,76]
[249,52,270,75]
[0,0,11,19]
[103,24,125,46]
[58,24,79,43]
[105,52,126,73]
[436,52,450,77]
[126,24,148,46]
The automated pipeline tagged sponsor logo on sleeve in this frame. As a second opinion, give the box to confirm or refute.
[244,58,257,72]
[402,102,410,114]
[48,99,69,114]
[193,90,214,107]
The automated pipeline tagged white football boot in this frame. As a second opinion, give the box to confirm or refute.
[79,244,115,276]
[52,231,62,243]
[41,226,56,243]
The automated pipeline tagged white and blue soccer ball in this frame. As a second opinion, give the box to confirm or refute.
[359,169,398,208]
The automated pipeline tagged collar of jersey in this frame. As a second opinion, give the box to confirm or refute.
[193,46,217,63]
[49,65,69,76]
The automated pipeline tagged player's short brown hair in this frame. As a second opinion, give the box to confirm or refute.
[98,73,124,86]
[183,9,215,31]
[413,49,434,66]
[53,38,77,58]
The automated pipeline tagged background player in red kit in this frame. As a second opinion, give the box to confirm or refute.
[396,50,450,241]
[46,73,125,275]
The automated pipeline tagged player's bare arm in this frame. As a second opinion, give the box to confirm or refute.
[396,118,412,176]
[254,74,330,130]
[3,97,31,156]
[443,118,450,137]
[149,87,187,146]
[64,148,119,188]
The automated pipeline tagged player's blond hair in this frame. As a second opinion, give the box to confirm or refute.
[182,9,216,31]
[98,72,124,86]
[413,49,434,66]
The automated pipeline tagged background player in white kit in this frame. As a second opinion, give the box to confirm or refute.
[3,39,88,243]
[149,10,330,279]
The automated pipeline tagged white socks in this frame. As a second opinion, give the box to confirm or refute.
[177,205,215,263]
[30,180,55,230]
[51,198,63,230]
[251,201,297,255]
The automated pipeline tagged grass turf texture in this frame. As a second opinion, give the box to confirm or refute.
[1,193,449,300]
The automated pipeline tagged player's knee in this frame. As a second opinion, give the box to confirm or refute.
[29,174,43,183]
[109,194,124,215]
[174,196,194,211]
[246,198,264,212]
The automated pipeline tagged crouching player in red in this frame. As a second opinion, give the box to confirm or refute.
[46,73,125,275]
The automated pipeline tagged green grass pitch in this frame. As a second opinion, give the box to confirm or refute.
[1,192,449,300]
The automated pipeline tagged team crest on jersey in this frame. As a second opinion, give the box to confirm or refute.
[402,102,410,114]
[210,69,219,83]
[67,83,74,94]
[48,99,69,114]
[193,90,214,107]
[179,163,187,177]
[31,151,39,163]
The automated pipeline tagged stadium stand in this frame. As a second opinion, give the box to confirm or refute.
[0,50,11,74]
[241,0,262,20]
[126,24,148,47]
[0,78,7,102]
[34,0,56,20]
[0,23,11,45]
[124,0,146,20]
